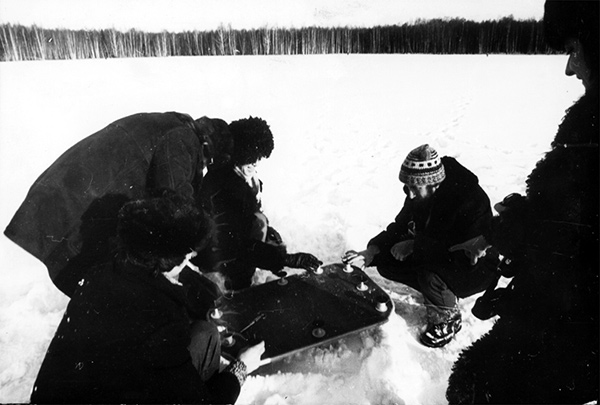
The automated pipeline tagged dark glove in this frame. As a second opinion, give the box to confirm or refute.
[471,287,511,320]
[493,192,527,214]
[491,193,530,258]
[284,253,322,271]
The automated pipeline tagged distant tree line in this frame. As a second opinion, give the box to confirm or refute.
[0,17,556,62]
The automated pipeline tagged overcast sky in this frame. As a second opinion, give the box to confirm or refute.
[0,0,546,32]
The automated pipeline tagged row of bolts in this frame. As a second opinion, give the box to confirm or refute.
[209,263,389,345]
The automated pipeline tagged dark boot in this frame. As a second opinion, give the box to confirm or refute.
[420,305,462,348]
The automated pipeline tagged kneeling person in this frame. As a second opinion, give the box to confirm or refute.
[31,191,264,404]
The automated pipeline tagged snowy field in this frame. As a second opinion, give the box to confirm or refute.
[0,54,583,404]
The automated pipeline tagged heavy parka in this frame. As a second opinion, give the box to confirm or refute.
[30,260,241,404]
[4,112,212,297]
[368,156,495,298]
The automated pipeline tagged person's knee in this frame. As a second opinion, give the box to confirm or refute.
[190,320,219,340]
[376,264,400,280]
[188,320,221,373]
[418,268,448,292]
[375,263,421,291]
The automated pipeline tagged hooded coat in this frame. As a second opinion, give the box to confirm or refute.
[30,261,240,404]
[368,156,496,298]
[4,112,214,297]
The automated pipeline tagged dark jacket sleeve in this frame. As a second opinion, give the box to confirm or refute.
[414,187,492,264]
[413,158,493,264]
[201,167,286,272]
[420,187,491,246]
[368,197,414,251]
[179,268,222,319]
[144,322,242,404]
[246,239,287,271]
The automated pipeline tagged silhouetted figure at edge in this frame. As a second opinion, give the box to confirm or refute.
[447,1,599,403]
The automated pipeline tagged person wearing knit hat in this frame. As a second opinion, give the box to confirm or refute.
[399,144,446,187]
[30,191,266,404]
[344,144,499,348]
[198,116,322,290]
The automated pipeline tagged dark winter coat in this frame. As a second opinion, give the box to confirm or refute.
[368,156,494,294]
[198,165,286,290]
[30,260,240,404]
[447,89,599,404]
[4,112,212,297]
[488,87,598,323]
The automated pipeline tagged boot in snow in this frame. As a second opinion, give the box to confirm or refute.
[420,306,462,348]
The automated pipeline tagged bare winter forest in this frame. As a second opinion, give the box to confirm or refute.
[0,17,555,61]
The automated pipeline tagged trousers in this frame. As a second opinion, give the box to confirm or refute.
[373,248,499,310]
[188,320,221,382]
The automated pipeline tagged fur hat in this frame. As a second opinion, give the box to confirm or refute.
[399,144,446,186]
[544,0,599,77]
[117,190,211,262]
[229,117,274,166]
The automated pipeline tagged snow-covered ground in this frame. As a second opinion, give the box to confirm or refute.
[0,54,583,404]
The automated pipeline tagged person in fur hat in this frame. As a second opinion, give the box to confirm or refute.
[344,144,500,348]
[4,112,234,298]
[447,1,598,403]
[30,191,265,404]
[199,116,322,290]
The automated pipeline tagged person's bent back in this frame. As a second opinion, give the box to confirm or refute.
[31,191,263,404]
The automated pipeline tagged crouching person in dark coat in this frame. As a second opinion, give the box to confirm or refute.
[30,191,265,404]
[4,112,232,298]
[344,144,499,348]
[199,117,322,290]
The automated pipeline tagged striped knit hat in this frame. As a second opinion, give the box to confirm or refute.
[399,144,446,186]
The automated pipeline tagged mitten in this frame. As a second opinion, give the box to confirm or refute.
[284,253,322,271]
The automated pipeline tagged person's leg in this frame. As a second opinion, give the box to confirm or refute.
[373,251,421,292]
[417,266,462,348]
[417,267,457,310]
[188,320,221,382]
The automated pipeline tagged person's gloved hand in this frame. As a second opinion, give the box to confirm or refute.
[391,240,414,261]
[493,192,526,214]
[284,253,322,271]
[448,235,490,265]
